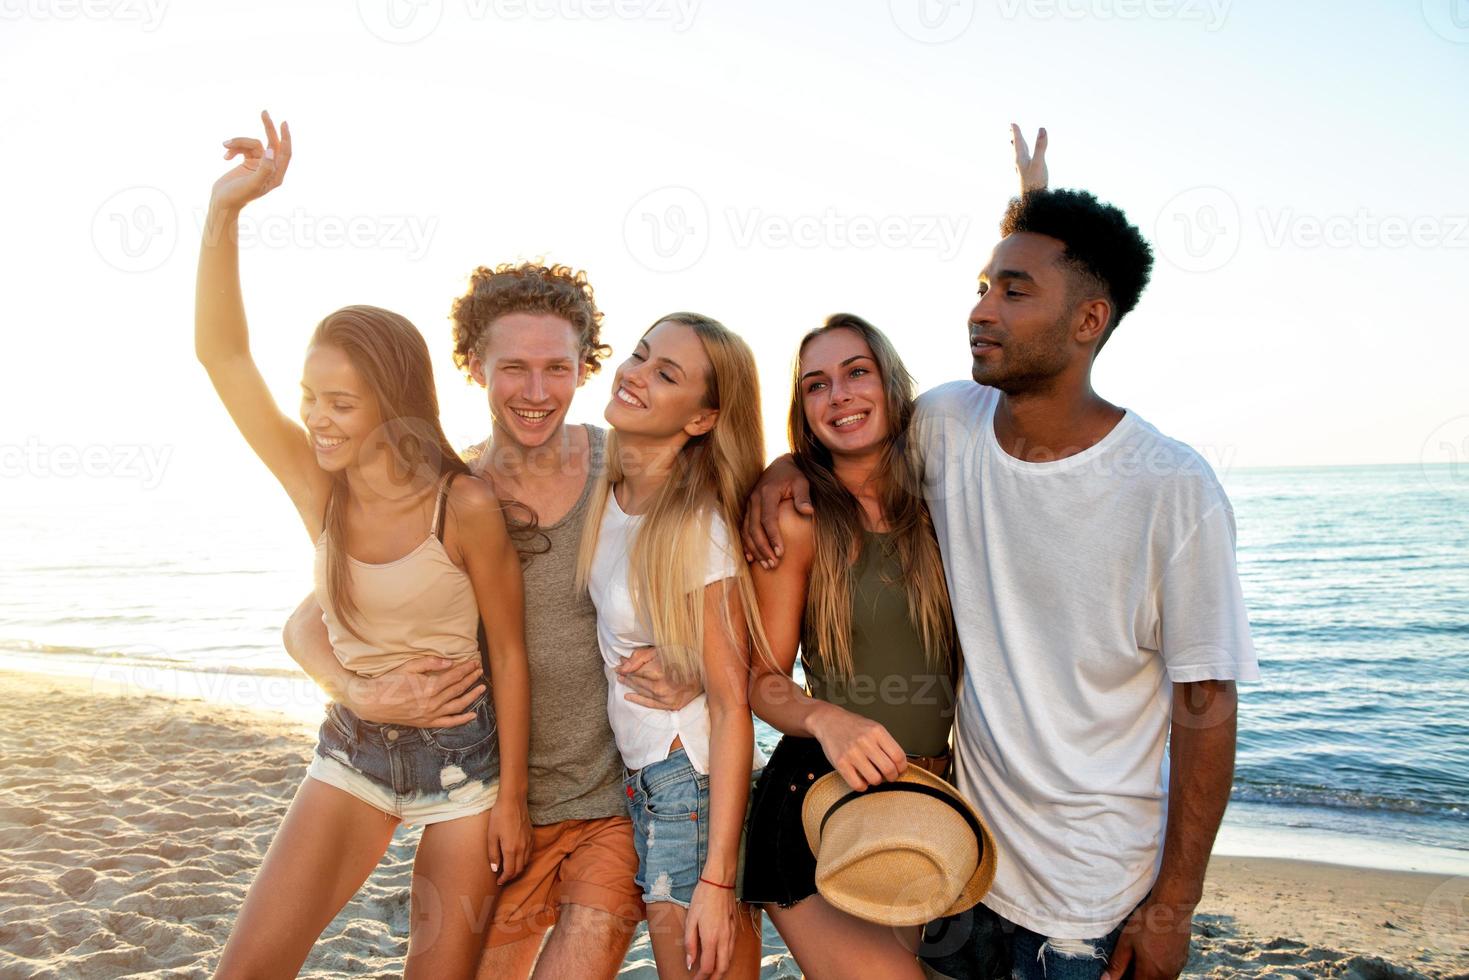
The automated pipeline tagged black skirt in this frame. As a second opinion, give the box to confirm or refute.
[739,735,834,907]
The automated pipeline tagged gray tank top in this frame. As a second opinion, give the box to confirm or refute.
[500,425,627,825]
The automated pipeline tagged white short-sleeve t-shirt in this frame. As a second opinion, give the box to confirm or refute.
[913,381,1258,939]
[588,490,766,775]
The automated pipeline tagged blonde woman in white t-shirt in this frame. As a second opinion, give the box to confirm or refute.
[576,313,768,980]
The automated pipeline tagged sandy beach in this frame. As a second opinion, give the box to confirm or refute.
[1,669,1464,979]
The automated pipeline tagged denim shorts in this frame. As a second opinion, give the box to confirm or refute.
[306,693,500,827]
[919,899,1133,980]
[740,735,831,907]
[624,748,710,909]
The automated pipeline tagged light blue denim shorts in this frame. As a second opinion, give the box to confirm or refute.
[624,748,710,908]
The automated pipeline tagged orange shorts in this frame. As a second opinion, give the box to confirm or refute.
[485,815,646,948]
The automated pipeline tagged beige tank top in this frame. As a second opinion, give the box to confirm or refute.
[313,474,481,678]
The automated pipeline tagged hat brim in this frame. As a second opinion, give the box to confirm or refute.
[802,764,997,919]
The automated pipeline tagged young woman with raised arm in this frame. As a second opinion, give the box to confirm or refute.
[196,111,530,979]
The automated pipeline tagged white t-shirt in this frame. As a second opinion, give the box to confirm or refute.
[588,490,765,775]
[913,381,1258,939]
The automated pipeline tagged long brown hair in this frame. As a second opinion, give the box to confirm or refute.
[312,305,470,641]
[789,313,954,683]
[577,313,772,683]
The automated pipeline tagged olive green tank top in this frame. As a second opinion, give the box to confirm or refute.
[801,531,956,758]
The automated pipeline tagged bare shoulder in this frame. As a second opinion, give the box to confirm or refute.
[446,472,505,525]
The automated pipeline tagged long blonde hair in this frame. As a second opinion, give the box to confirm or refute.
[789,313,955,683]
[577,313,771,684]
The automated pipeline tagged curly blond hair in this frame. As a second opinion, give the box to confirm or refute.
[450,262,611,378]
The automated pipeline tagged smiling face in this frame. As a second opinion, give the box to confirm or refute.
[468,312,588,450]
[968,231,1085,393]
[299,343,386,472]
[797,327,889,457]
[604,319,717,441]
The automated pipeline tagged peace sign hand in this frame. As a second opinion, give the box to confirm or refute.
[1011,123,1048,195]
[210,110,293,213]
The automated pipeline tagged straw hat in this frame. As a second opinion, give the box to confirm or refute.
[801,765,997,927]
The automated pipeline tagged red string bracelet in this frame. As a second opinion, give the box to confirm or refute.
[699,876,735,890]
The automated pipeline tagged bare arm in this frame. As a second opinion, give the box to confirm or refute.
[448,476,532,884]
[281,594,357,702]
[281,594,485,727]
[1104,680,1238,980]
[686,578,755,980]
[748,502,906,791]
[194,110,326,533]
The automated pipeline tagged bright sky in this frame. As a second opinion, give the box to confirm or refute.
[3,0,1468,506]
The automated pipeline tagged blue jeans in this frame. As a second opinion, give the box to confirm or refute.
[919,902,1127,980]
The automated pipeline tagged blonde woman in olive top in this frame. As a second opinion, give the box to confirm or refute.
[743,314,957,980]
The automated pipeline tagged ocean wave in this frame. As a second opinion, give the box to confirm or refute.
[1231,777,1468,820]
[0,639,300,680]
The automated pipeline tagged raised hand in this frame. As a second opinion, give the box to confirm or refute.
[1011,123,1048,195]
[211,109,293,213]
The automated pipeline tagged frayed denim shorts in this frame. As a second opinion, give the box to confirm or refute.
[306,693,500,827]
[624,748,710,909]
